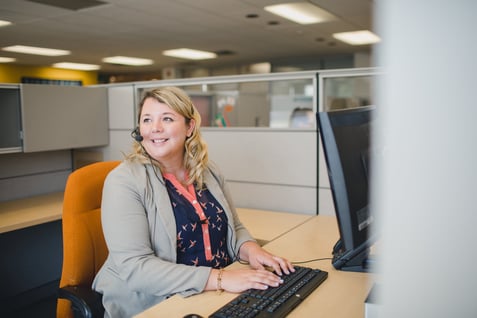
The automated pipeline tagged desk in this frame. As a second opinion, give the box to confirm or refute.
[235,208,313,245]
[0,192,63,234]
[0,193,64,311]
[0,194,310,238]
[135,215,373,318]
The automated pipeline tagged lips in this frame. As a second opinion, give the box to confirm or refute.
[152,138,168,143]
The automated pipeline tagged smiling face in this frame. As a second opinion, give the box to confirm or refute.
[139,97,195,168]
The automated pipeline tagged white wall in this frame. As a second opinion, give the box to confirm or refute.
[374,1,477,317]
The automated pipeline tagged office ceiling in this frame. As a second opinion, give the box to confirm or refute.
[0,0,375,76]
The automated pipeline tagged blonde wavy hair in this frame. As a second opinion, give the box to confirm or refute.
[127,86,209,189]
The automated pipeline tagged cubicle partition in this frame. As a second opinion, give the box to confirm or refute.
[97,68,379,216]
[0,68,378,210]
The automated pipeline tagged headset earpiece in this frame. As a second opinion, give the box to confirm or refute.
[131,127,143,142]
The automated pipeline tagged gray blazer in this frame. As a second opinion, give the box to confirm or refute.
[92,160,254,318]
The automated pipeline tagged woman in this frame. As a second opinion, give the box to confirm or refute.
[93,86,294,317]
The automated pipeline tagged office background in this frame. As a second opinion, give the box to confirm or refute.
[1,0,477,317]
[1,2,375,313]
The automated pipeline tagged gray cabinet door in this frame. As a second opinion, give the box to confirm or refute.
[21,84,108,152]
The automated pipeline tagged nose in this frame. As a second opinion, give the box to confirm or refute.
[152,120,163,133]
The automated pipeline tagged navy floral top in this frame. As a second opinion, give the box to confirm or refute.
[163,173,232,269]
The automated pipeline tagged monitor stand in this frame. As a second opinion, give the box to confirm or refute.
[332,240,374,272]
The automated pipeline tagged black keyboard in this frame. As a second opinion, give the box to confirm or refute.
[209,265,328,318]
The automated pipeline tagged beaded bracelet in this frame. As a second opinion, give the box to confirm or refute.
[217,268,224,294]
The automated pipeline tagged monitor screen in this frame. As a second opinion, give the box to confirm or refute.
[317,106,375,272]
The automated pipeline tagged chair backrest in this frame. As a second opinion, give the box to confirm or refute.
[57,161,120,318]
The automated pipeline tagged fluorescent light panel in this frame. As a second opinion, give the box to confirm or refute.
[264,2,336,24]
[102,56,153,66]
[2,45,70,56]
[163,48,217,60]
[0,20,12,27]
[53,62,100,71]
[333,30,381,45]
[0,57,16,63]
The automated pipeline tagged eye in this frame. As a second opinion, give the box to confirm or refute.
[163,116,174,122]
[141,117,152,123]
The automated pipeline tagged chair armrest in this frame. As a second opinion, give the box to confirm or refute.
[58,285,104,318]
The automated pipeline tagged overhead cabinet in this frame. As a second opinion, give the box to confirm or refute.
[20,84,108,152]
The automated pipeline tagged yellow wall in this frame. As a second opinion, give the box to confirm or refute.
[0,64,98,85]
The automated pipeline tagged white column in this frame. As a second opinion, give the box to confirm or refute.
[374,1,477,317]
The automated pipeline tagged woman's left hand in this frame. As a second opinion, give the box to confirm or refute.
[239,241,295,276]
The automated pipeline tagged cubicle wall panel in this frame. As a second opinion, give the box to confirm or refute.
[108,86,135,129]
[202,129,317,187]
[0,170,69,202]
[0,150,71,178]
[319,188,335,216]
[100,130,133,161]
[228,182,317,215]
[0,151,71,202]
[318,138,330,188]
[226,183,334,216]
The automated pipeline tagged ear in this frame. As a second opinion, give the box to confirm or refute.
[187,119,196,137]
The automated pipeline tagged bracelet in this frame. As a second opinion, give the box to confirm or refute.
[217,268,224,294]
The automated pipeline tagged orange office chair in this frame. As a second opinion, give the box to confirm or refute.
[57,161,120,318]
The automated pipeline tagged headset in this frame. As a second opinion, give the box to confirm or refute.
[131,127,143,142]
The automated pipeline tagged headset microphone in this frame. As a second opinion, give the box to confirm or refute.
[131,127,143,142]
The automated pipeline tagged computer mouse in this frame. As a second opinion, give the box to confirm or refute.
[183,314,203,318]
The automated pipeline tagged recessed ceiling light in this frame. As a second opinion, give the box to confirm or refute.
[26,0,107,11]
[53,62,100,71]
[102,56,153,66]
[2,45,70,56]
[246,13,259,19]
[163,48,217,60]
[214,50,235,56]
[0,20,12,27]
[332,30,381,45]
[264,2,336,25]
[0,57,16,63]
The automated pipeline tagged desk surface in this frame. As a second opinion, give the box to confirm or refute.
[235,208,312,245]
[0,192,64,234]
[135,215,373,318]
[0,192,311,241]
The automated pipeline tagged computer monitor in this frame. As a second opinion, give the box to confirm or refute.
[317,106,376,272]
